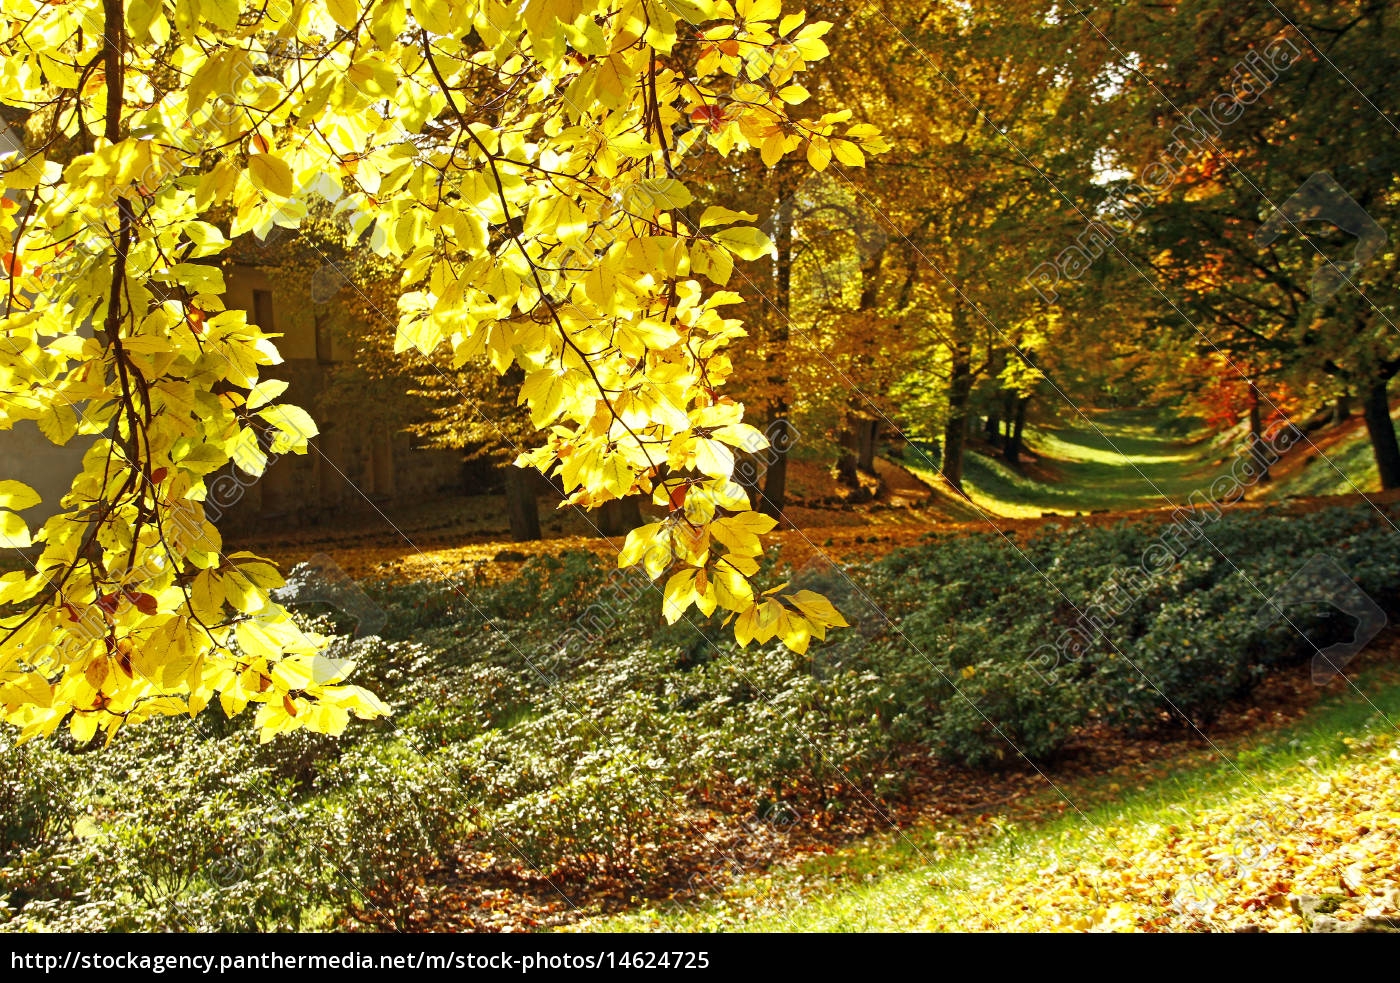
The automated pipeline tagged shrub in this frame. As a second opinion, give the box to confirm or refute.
[101,734,328,932]
[0,738,83,861]
[318,747,465,930]
[7,502,1400,930]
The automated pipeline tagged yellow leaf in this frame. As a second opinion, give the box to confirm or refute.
[693,437,735,478]
[326,0,360,30]
[700,205,759,227]
[246,153,295,198]
[662,570,697,623]
[714,226,777,261]
[0,481,41,511]
[0,511,32,549]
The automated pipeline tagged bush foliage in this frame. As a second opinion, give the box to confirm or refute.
[5,505,1396,929]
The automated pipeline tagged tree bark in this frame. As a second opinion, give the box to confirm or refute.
[835,418,878,499]
[503,466,541,542]
[943,345,973,494]
[984,410,1001,447]
[1331,394,1351,426]
[735,449,764,510]
[835,425,859,490]
[759,417,792,518]
[1005,395,1029,465]
[1361,380,1400,489]
[598,495,643,537]
[1247,383,1271,483]
[855,417,877,472]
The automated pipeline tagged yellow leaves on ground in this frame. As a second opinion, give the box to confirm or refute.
[944,736,1400,932]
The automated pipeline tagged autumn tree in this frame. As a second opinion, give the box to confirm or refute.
[791,0,1110,493]
[0,0,859,742]
[1099,0,1400,486]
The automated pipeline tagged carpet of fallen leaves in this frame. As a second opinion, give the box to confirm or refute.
[233,482,1400,588]
[942,735,1400,933]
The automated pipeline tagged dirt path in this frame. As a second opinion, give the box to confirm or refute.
[233,480,1400,585]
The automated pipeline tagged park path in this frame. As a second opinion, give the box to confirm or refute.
[939,408,1226,519]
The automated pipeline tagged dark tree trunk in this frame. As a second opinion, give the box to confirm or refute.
[735,450,764,510]
[1332,394,1352,426]
[836,425,860,490]
[1361,380,1400,489]
[855,417,878,472]
[760,417,791,518]
[504,467,541,542]
[1005,395,1029,465]
[943,345,973,494]
[598,495,643,537]
[836,418,878,498]
[1247,383,1271,483]
[984,411,1001,447]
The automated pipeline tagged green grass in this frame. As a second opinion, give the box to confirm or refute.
[1258,410,1400,500]
[898,404,1398,516]
[573,664,1400,932]
[903,409,1229,519]
[1270,432,1378,499]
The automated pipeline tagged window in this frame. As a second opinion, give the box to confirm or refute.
[251,289,275,332]
[315,313,335,363]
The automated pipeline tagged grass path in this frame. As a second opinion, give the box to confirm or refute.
[904,409,1230,520]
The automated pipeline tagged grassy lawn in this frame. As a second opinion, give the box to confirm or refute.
[904,409,1229,519]
[573,662,1400,932]
[1257,407,1400,500]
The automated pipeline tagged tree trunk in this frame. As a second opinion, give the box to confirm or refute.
[1005,395,1029,465]
[598,495,643,537]
[503,467,541,542]
[1331,394,1351,426]
[984,410,1001,448]
[1361,380,1400,489]
[1247,383,1271,483]
[836,417,878,499]
[943,345,973,494]
[855,417,878,472]
[760,435,789,516]
[735,450,764,510]
[836,424,860,490]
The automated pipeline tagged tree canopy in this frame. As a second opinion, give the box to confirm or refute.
[0,0,870,742]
